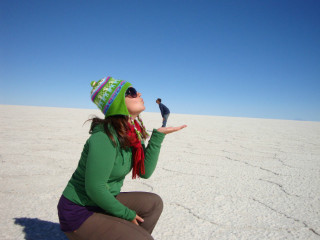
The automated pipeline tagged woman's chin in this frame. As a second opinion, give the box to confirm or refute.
[129,107,145,117]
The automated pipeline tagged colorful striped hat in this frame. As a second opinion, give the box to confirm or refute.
[90,76,132,117]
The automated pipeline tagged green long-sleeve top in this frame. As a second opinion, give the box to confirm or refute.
[62,124,165,221]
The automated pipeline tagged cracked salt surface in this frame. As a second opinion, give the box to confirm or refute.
[1,106,319,240]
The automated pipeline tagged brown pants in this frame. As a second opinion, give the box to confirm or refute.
[64,192,163,240]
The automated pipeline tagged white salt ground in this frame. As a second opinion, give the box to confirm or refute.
[0,105,319,240]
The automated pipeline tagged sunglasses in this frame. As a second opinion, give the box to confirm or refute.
[125,87,138,98]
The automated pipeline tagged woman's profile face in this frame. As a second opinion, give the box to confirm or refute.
[125,87,145,117]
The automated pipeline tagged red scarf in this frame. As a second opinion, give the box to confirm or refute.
[127,120,145,179]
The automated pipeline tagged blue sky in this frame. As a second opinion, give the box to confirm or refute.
[1,0,319,121]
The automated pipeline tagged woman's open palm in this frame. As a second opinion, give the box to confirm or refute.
[157,125,187,134]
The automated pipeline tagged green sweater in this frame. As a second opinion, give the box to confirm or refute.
[62,124,165,221]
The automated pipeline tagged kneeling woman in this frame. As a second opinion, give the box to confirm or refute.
[57,76,186,240]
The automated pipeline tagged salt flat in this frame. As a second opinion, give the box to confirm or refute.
[0,105,319,240]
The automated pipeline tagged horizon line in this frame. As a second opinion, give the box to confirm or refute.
[1,103,319,123]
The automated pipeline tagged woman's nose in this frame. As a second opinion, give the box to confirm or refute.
[137,92,142,97]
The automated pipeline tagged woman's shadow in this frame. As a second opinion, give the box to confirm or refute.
[14,218,67,240]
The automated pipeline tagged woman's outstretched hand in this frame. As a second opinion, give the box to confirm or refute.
[157,125,187,134]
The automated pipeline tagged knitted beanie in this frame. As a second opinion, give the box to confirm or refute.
[90,76,132,117]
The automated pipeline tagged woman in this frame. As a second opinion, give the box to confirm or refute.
[57,76,186,240]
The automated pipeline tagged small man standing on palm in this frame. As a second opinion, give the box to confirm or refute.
[156,98,170,127]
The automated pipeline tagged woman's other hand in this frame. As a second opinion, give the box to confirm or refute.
[131,214,144,226]
[157,125,187,134]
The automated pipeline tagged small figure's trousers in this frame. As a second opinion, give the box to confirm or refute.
[162,113,170,127]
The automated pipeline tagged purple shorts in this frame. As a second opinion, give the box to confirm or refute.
[57,195,104,232]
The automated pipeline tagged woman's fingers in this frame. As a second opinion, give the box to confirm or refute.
[136,215,144,223]
[131,214,144,225]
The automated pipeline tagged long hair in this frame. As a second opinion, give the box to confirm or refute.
[87,115,148,148]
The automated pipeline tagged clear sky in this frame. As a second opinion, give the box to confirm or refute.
[1,0,319,121]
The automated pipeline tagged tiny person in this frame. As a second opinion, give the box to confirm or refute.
[57,76,186,240]
[156,98,170,127]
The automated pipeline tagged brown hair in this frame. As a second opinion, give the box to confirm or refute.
[87,115,148,148]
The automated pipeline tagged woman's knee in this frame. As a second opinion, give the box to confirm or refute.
[148,193,163,213]
[117,192,163,215]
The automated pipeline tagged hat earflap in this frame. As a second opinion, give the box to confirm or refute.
[128,115,149,141]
